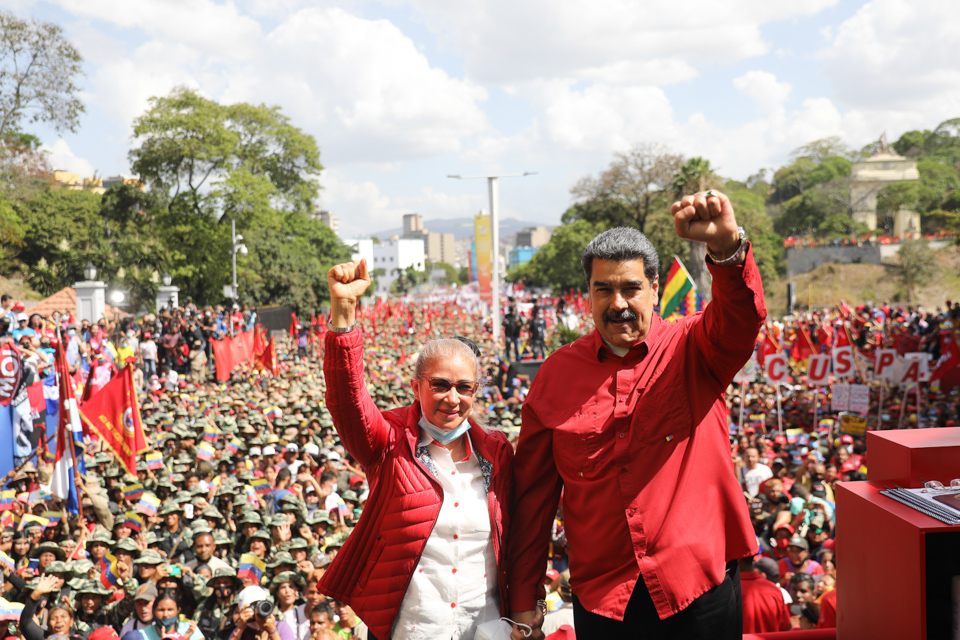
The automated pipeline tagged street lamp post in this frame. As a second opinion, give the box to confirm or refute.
[448,172,535,346]
[230,219,248,301]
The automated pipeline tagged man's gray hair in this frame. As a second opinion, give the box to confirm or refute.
[581,227,659,284]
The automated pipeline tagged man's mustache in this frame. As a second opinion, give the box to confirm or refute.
[603,308,638,322]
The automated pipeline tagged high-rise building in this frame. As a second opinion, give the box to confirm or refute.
[313,208,339,235]
[516,226,552,248]
[370,238,426,296]
[403,213,424,237]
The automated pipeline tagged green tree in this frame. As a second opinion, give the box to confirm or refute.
[566,142,682,233]
[897,239,938,304]
[12,188,103,295]
[511,220,603,291]
[128,87,341,305]
[0,12,84,139]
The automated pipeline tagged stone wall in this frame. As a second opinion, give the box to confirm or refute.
[786,240,952,278]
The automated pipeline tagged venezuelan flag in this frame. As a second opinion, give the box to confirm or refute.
[197,442,215,462]
[18,514,49,531]
[124,511,144,533]
[99,552,121,588]
[41,511,63,528]
[659,256,702,322]
[245,485,259,505]
[0,551,14,571]
[0,490,15,512]
[226,438,241,455]
[203,425,220,443]
[145,452,164,470]
[0,597,24,621]
[122,483,145,501]
[137,493,160,517]
[237,553,266,583]
[250,478,271,495]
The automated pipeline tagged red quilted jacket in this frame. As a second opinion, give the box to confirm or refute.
[319,329,515,639]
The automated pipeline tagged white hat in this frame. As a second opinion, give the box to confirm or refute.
[237,585,269,612]
[15,313,27,322]
[326,451,341,461]
[249,447,262,456]
[304,443,320,456]
[262,445,276,456]
[285,443,299,453]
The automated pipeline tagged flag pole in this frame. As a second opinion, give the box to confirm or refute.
[877,382,884,429]
[812,386,820,433]
[738,378,747,435]
[898,384,909,429]
[56,332,84,520]
[775,385,783,435]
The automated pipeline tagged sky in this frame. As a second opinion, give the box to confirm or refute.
[8,0,960,237]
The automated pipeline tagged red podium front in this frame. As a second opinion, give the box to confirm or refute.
[837,427,960,640]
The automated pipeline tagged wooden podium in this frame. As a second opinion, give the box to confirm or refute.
[837,427,960,640]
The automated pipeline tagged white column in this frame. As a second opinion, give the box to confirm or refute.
[155,286,180,313]
[74,281,106,323]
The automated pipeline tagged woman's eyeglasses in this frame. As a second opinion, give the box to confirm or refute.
[922,479,960,493]
[418,376,480,397]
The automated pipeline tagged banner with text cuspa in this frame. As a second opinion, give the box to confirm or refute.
[474,213,492,304]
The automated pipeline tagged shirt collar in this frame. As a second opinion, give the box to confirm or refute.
[592,314,662,361]
[417,417,474,462]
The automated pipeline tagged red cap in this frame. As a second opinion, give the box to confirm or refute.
[144,332,151,338]
[349,475,364,486]
[774,435,788,445]
[840,460,858,473]
[545,569,560,581]
[774,523,795,534]
[840,435,854,444]
[89,628,121,640]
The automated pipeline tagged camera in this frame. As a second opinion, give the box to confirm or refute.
[256,600,275,618]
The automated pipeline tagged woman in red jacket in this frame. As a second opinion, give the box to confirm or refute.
[319,259,515,640]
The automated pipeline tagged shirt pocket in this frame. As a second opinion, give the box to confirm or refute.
[552,425,604,481]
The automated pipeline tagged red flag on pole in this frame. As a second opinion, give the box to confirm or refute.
[255,337,278,377]
[931,337,960,381]
[757,332,781,366]
[79,366,147,477]
[290,312,298,337]
[792,327,815,363]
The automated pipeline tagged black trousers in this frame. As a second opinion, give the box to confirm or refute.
[572,561,742,640]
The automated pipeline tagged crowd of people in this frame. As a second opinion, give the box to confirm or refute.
[0,264,957,638]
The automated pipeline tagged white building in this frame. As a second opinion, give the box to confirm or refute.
[342,238,374,267]
[371,238,426,297]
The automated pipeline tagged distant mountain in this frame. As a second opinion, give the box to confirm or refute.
[368,217,550,242]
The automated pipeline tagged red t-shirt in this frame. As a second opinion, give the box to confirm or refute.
[818,588,837,628]
[741,570,790,633]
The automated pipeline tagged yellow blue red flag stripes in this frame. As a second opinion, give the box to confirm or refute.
[238,553,266,583]
[660,256,702,320]
[0,597,24,621]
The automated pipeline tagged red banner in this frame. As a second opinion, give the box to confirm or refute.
[79,366,146,476]
[211,332,256,381]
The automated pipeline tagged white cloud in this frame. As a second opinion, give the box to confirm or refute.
[733,70,792,113]
[42,139,96,176]
[319,169,483,236]
[387,0,839,84]
[821,0,960,120]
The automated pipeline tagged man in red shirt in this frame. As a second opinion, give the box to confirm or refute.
[509,191,765,639]
[739,556,790,633]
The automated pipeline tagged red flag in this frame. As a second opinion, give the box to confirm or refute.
[255,338,278,377]
[792,326,815,363]
[79,366,146,476]
[757,332,780,366]
[290,312,298,337]
[931,337,960,381]
[253,326,265,358]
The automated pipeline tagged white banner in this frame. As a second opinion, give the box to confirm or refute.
[849,384,870,415]
[831,383,850,412]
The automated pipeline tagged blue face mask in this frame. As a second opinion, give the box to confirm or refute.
[157,616,178,629]
[419,415,471,445]
[67,329,76,337]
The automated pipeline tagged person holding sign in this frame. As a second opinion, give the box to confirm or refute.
[509,191,765,639]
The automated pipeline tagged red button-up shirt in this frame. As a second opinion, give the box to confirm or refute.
[508,246,766,621]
